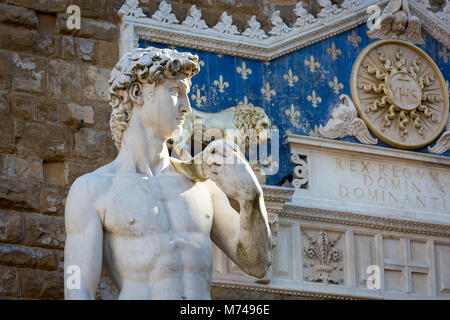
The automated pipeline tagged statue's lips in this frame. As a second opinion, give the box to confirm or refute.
[176,117,185,125]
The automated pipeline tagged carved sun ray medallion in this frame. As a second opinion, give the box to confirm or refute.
[351,39,449,150]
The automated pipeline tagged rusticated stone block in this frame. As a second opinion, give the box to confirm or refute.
[0,117,15,154]
[71,0,109,20]
[32,34,55,56]
[0,23,37,52]
[60,102,95,127]
[0,266,19,297]
[0,51,12,91]
[16,122,67,160]
[43,161,65,186]
[97,40,119,68]
[0,178,41,212]
[48,59,82,101]
[13,118,25,138]
[5,0,69,13]
[64,161,99,185]
[83,64,110,102]
[57,35,75,61]
[73,128,115,162]
[41,185,68,216]
[34,97,58,122]
[0,154,44,182]
[12,53,47,94]
[77,37,97,62]
[56,14,118,42]
[9,92,32,120]
[56,249,63,272]
[0,210,23,243]
[0,3,38,28]
[0,92,9,117]
[94,102,110,131]
[0,244,57,270]
[24,213,65,249]
[19,269,63,299]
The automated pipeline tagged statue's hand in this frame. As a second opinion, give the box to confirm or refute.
[201,140,262,201]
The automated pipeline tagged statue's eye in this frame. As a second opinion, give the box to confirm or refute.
[170,88,180,96]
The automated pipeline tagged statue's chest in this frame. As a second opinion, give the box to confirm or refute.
[103,174,213,236]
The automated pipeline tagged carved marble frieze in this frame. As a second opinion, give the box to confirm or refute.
[351,39,449,150]
[118,0,450,60]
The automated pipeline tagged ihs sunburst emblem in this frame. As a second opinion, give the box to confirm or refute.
[351,40,449,149]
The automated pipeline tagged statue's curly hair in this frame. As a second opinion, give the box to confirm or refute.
[108,47,200,150]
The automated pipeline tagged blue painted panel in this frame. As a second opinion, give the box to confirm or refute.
[140,24,450,186]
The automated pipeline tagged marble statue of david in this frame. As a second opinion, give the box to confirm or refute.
[64,47,272,300]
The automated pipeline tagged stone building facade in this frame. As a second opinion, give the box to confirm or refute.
[0,0,449,300]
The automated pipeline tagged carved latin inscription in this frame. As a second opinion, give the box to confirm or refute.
[335,157,448,211]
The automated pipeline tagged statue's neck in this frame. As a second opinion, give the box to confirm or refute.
[116,116,171,176]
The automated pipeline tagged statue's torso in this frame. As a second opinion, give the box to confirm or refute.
[98,171,215,299]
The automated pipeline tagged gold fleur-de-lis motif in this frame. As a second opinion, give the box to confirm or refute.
[169,45,176,49]
[199,60,205,67]
[307,90,322,108]
[329,76,344,94]
[236,62,252,80]
[304,56,320,73]
[439,47,450,63]
[283,69,299,87]
[213,75,229,93]
[347,30,362,48]
[217,53,223,58]
[327,42,342,60]
[261,83,276,101]
[309,125,321,137]
[191,89,206,108]
[285,104,301,128]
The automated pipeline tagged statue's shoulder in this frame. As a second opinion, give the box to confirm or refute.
[67,169,113,204]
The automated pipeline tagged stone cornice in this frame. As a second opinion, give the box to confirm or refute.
[285,134,450,166]
[282,203,450,238]
[211,280,361,300]
[119,0,449,60]
[262,185,295,204]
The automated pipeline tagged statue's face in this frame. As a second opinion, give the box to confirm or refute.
[140,77,192,140]
[392,12,407,35]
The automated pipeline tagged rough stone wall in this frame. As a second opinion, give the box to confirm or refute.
[0,0,123,299]
[0,0,337,300]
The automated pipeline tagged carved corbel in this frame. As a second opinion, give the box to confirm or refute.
[319,94,378,145]
[291,152,309,189]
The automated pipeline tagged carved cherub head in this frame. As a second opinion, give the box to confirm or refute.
[392,10,408,35]
[108,47,200,150]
